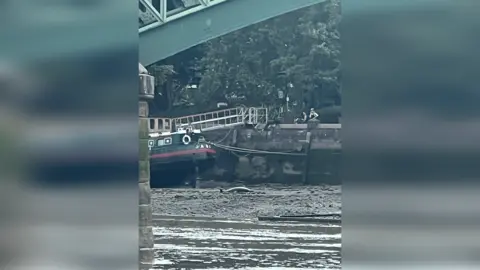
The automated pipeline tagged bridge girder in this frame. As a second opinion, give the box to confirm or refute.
[139,0,326,66]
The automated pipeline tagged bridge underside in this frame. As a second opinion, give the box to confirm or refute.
[139,0,325,66]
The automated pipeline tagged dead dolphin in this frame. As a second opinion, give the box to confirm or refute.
[220,187,253,193]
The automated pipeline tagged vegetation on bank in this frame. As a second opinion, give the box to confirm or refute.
[148,0,341,122]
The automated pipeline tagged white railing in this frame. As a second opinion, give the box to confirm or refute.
[147,106,268,133]
[241,107,268,127]
[173,107,243,131]
[139,0,229,33]
[148,117,173,133]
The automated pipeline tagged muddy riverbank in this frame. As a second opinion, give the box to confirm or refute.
[151,184,341,219]
[152,184,342,269]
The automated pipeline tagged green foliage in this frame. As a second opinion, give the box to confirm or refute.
[196,0,341,111]
[148,65,175,86]
[150,0,341,118]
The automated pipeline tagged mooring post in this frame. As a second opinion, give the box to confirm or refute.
[302,131,312,185]
[193,163,200,188]
[139,64,154,270]
[302,119,319,185]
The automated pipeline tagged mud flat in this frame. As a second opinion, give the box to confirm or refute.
[151,184,341,219]
[152,184,341,269]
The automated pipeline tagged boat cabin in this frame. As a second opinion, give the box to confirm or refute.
[148,128,206,149]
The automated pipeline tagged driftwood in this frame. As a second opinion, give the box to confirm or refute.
[258,216,341,224]
[280,213,341,218]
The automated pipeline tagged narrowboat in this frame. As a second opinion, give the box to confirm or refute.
[148,126,217,188]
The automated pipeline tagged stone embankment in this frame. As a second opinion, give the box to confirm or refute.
[203,123,341,185]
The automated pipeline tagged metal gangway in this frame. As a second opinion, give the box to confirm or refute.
[147,106,268,133]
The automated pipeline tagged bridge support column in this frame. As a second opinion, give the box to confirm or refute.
[139,64,154,269]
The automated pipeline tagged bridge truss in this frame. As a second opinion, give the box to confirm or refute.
[139,0,227,33]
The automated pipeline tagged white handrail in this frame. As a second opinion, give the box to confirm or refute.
[147,106,267,133]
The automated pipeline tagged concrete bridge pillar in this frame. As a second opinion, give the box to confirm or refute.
[139,63,154,269]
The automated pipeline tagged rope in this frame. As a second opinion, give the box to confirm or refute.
[216,143,302,154]
[211,128,250,157]
[211,142,306,156]
[214,128,234,144]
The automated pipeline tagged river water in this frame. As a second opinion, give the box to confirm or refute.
[153,215,341,269]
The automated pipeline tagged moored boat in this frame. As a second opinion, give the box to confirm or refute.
[148,126,217,188]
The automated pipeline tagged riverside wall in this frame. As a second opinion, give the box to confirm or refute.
[202,124,341,185]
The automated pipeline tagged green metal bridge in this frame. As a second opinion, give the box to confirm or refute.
[139,0,326,66]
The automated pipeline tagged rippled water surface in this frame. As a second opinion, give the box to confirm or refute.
[153,215,341,269]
